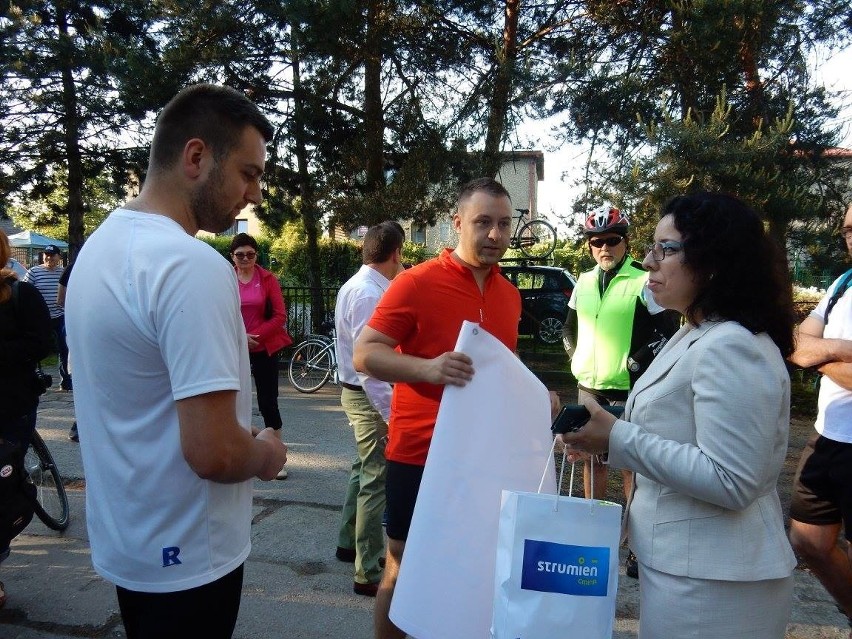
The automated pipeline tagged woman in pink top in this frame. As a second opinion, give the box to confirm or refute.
[230,233,292,479]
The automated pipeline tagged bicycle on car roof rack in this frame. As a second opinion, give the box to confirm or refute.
[507,208,557,260]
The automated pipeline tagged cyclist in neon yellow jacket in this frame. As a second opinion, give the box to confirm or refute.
[563,205,679,578]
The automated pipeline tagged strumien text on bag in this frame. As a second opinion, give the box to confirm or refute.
[520,539,610,597]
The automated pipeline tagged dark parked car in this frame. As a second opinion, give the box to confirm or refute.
[500,264,576,344]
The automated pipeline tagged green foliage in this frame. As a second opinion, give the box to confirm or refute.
[546,1,851,261]
[2,0,850,278]
[549,240,595,276]
[248,233,432,288]
[0,0,181,255]
[7,168,119,241]
[269,236,361,288]
[198,235,276,269]
[592,87,850,255]
[400,240,430,265]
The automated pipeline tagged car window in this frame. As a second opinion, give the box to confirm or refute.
[515,271,543,290]
[543,274,561,289]
[501,270,517,286]
[501,267,575,293]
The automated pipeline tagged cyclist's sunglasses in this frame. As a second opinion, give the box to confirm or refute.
[588,236,624,248]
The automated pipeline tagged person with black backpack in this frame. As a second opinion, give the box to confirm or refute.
[788,202,852,637]
[0,228,53,609]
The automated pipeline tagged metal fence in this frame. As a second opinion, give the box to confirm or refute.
[791,263,839,292]
[282,286,339,343]
[279,285,821,341]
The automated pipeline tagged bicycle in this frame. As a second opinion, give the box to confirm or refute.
[510,208,558,259]
[288,324,339,393]
[24,429,70,531]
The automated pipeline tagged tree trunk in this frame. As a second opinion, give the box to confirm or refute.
[57,0,84,262]
[736,11,769,129]
[669,8,696,120]
[482,0,520,178]
[363,0,386,225]
[291,28,326,329]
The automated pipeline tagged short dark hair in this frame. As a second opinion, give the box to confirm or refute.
[362,221,405,265]
[149,84,274,172]
[456,177,511,210]
[662,191,794,357]
[229,232,258,253]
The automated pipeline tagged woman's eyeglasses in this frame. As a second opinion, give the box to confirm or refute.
[645,241,683,262]
[588,236,624,248]
[233,251,257,260]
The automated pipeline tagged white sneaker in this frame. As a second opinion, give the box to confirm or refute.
[276,467,288,480]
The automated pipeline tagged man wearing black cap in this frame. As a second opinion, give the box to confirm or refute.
[24,245,71,390]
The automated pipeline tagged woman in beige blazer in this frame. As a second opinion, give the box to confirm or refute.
[562,192,797,638]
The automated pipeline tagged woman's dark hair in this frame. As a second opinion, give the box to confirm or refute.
[229,233,258,253]
[663,191,795,357]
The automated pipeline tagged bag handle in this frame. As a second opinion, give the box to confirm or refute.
[537,437,598,513]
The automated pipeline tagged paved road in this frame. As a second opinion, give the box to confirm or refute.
[1,366,849,638]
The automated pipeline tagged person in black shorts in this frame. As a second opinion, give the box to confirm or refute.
[788,202,852,637]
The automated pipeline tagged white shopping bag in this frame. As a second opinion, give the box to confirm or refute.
[491,458,622,639]
[389,321,555,639]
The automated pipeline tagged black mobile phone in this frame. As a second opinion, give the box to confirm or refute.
[551,404,625,434]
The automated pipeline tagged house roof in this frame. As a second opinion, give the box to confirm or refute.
[501,150,544,180]
[0,217,22,237]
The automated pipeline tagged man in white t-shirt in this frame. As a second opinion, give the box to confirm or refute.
[65,84,287,639]
[789,202,852,637]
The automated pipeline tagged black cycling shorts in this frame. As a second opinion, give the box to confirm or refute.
[790,433,852,539]
[384,460,425,541]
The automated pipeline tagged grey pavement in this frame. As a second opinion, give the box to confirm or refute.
[1,363,849,638]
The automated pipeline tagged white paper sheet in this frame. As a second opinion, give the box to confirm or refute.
[389,321,557,639]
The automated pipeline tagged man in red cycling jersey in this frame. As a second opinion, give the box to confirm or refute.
[355,177,559,639]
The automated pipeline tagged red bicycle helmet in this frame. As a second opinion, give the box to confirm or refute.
[583,205,629,235]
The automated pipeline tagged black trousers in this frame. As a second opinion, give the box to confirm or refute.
[249,350,282,430]
[116,564,244,639]
[51,316,71,388]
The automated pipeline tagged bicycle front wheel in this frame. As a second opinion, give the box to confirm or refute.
[288,340,333,393]
[518,219,557,258]
[25,430,70,531]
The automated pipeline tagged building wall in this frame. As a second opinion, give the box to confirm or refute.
[419,152,544,254]
[496,155,540,214]
[196,210,262,240]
